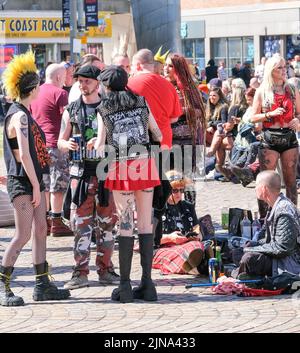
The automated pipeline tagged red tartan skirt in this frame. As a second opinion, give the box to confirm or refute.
[152,240,204,275]
[105,157,160,191]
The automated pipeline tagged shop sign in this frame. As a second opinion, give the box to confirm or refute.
[62,0,70,28]
[0,13,112,39]
[85,0,98,27]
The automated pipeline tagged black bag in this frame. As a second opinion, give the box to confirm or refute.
[199,214,215,240]
[261,272,300,293]
[228,208,253,236]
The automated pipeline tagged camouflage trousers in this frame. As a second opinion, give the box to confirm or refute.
[70,176,118,276]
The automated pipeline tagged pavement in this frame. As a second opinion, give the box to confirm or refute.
[1,179,300,333]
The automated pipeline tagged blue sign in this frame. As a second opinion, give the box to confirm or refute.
[85,0,98,27]
[62,0,70,28]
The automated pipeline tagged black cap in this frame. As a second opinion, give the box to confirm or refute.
[73,64,101,80]
[98,65,128,91]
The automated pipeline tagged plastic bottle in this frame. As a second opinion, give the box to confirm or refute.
[215,245,224,276]
[240,210,252,240]
[221,207,229,230]
[252,211,261,242]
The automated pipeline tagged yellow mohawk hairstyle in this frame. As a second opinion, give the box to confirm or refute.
[154,46,170,65]
[3,51,37,100]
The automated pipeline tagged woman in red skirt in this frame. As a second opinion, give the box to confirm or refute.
[152,170,204,275]
[92,65,162,303]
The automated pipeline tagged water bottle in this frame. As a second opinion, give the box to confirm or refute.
[215,245,224,276]
[221,207,229,230]
[240,210,252,240]
[252,211,261,242]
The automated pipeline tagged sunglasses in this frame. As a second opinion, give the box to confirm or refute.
[172,188,185,194]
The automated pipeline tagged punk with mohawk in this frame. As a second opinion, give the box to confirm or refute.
[0,51,71,307]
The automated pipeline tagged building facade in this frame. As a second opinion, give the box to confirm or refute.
[0,0,135,73]
[181,0,300,74]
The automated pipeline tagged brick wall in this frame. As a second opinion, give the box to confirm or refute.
[181,0,292,9]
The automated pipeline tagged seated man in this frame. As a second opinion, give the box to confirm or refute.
[233,171,300,279]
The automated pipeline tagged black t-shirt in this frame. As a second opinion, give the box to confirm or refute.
[83,102,100,177]
[162,200,198,235]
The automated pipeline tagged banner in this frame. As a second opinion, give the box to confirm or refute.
[85,0,98,27]
[0,14,112,39]
[62,0,70,28]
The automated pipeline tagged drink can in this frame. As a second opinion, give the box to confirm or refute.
[208,258,219,283]
[72,134,82,161]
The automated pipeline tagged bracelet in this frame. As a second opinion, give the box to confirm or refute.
[265,112,272,122]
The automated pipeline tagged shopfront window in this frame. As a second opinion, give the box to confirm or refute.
[211,37,254,77]
[228,37,241,71]
[287,35,300,59]
[262,36,281,58]
[212,38,226,66]
[182,38,205,69]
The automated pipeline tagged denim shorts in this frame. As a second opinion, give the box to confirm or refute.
[6,175,45,203]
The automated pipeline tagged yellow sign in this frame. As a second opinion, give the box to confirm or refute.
[0,12,112,39]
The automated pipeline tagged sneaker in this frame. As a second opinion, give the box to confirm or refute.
[98,270,120,285]
[64,272,89,290]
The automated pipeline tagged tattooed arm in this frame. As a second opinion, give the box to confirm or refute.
[57,109,78,152]
[12,112,40,207]
[148,109,162,142]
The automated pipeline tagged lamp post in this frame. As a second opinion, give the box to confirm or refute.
[70,0,77,63]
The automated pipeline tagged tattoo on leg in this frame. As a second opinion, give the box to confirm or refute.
[120,199,134,231]
[259,150,271,169]
[141,189,153,193]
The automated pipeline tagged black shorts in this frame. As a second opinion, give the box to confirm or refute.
[6,176,45,203]
[261,128,299,154]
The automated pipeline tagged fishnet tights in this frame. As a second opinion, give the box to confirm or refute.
[2,193,47,267]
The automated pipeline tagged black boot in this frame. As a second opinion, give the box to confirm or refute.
[0,266,24,306]
[33,262,71,301]
[133,234,157,301]
[111,236,134,303]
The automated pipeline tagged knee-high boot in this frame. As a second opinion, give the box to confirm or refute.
[111,236,134,303]
[0,266,24,306]
[133,234,157,301]
[33,261,71,301]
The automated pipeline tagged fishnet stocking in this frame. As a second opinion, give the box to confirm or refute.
[2,193,47,267]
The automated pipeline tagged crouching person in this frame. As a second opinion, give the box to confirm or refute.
[233,171,300,280]
[0,52,70,306]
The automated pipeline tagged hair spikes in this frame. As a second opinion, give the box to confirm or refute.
[154,46,170,65]
[3,51,38,100]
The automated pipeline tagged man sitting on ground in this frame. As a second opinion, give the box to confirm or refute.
[233,170,300,279]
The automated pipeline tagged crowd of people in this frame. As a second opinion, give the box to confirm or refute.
[1,46,300,306]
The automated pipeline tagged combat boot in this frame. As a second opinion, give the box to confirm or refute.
[133,234,157,301]
[33,261,71,301]
[0,266,24,306]
[50,216,74,237]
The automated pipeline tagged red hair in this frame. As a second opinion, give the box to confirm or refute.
[169,53,206,142]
